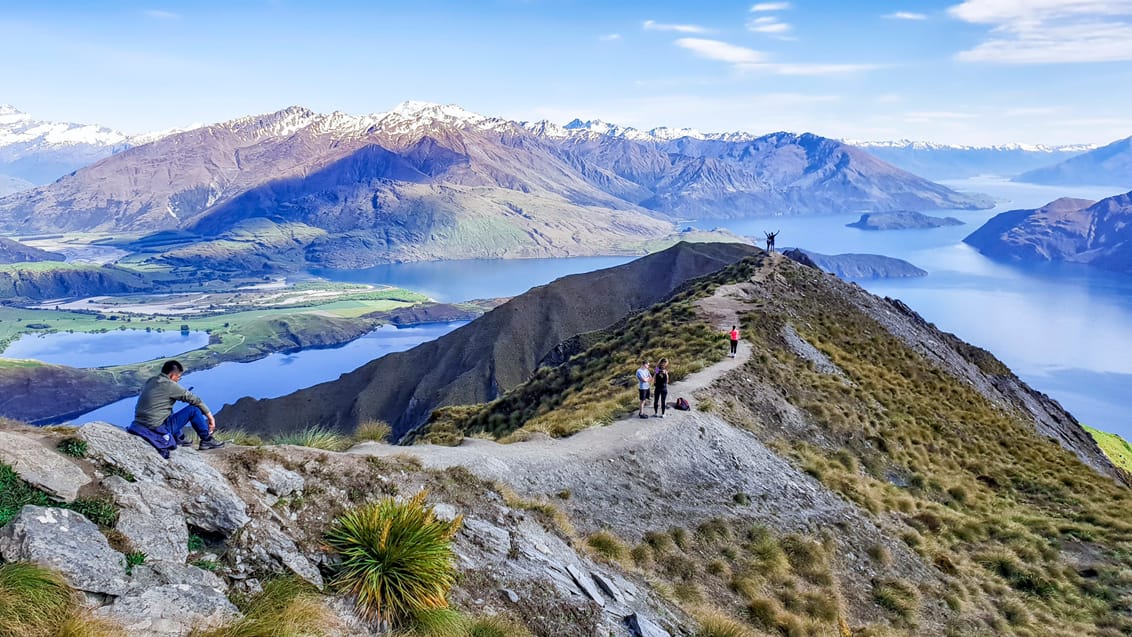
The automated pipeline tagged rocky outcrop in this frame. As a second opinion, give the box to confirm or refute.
[97,563,239,637]
[846,210,964,230]
[0,430,90,500]
[103,477,190,564]
[964,192,1132,273]
[0,505,129,595]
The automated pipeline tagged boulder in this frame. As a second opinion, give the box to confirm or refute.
[262,464,304,497]
[96,583,239,637]
[566,564,605,607]
[104,476,189,563]
[628,613,671,637]
[233,518,324,589]
[0,431,90,501]
[127,561,226,591]
[79,422,250,534]
[0,505,128,595]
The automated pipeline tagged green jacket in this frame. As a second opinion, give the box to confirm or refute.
[132,373,211,430]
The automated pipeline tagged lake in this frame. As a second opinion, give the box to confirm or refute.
[57,177,1132,440]
[76,322,464,426]
[3,329,210,368]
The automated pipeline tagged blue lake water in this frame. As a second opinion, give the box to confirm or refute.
[3,329,209,368]
[76,322,464,426]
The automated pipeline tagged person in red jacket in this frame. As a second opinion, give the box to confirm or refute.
[728,325,739,358]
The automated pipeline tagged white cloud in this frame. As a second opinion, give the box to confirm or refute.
[750,2,792,11]
[599,33,622,41]
[643,19,709,34]
[675,38,878,74]
[949,0,1132,63]
[750,21,792,33]
[144,9,181,19]
[884,11,928,20]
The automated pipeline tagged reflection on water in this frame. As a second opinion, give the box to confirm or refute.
[76,322,465,426]
[2,329,210,368]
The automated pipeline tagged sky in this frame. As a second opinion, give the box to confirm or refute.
[3,0,1132,145]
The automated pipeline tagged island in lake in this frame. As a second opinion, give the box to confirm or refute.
[847,210,964,231]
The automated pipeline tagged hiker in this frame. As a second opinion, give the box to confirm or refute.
[653,358,670,418]
[636,360,652,419]
[127,360,225,459]
[728,325,740,358]
[764,230,779,252]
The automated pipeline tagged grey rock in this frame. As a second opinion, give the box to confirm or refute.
[461,517,511,556]
[501,588,520,603]
[0,505,128,595]
[592,571,625,604]
[96,583,239,637]
[566,564,605,607]
[432,502,458,522]
[263,464,304,497]
[234,518,323,588]
[0,431,90,501]
[79,422,250,535]
[628,613,671,637]
[128,561,225,591]
[104,476,189,563]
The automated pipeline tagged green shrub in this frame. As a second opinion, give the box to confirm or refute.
[56,438,87,458]
[0,462,52,526]
[67,497,118,527]
[192,576,339,637]
[354,420,392,443]
[272,426,352,452]
[325,491,462,624]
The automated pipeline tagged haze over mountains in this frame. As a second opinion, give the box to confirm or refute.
[0,101,998,267]
[849,139,1094,180]
[1013,135,1132,188]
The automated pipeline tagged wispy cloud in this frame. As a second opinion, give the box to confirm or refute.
[750,2,791,11]
[144,9,181,19]
[599,33,622,42]
[949,0,1132,63]
[747,15,793,34]
[884,11,927,20]
[675,38,878,74]
[643,19,709,34]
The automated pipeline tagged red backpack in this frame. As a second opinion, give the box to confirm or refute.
[674,397,691,411]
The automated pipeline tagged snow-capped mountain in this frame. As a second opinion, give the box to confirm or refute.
[0,105,129,188]
[844,139,1097,180]
[1013,135,1132,188]
[0,101,993,267]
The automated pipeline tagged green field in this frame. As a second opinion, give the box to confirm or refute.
[1084,424,1132,473]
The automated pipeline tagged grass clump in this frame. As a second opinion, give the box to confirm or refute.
[693,606,758,637]
[464,615,532,637]
[872,578,919,619]
[215,428,265,447]
[192,576,340,637]
[124,551,147,575]
[66,497,118,528]
[354,420,392,443]
[0,462,52,526]
[55,438,87,458]
[586,529,628,562]
[0,562,120,637]
[325,491,462,625]
[272,426,352,452]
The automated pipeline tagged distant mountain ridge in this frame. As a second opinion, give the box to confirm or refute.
[846,138,1094,180]
[0,102,992,268]
[964,191,1132,273]
[1013,135,1132,188]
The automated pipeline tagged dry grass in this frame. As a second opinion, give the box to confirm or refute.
[586,529,629,563]
[354,420,392,443]
[0,562,121,637]
[191,576,341,637]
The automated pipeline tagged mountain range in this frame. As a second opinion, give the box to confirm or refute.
[1013,135,1132,188]
[0,105,128,194]
[0,102,993,268]
[847,139,1094,180]
[964,191,1132,273]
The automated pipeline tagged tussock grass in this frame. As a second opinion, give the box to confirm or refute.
[272,426,352,452]
[325,491,462,625]
[191,576,340,637]
[692,606,758,637]
[354,420,392,443]
[586,529,629,562]
[215,429,265,446]
[496,484,576,537]
[0,562,120,637]
[464,615,532,637]
[55,438,87,458]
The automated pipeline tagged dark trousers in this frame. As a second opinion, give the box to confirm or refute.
[167,405,210,442]
[654,388,668,414]
[730,339,738,354]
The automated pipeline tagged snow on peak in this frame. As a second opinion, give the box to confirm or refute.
[0,106,127,150]
[845,139,1097,152]
[376,101,512,133]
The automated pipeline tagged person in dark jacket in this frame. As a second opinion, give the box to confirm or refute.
[127,360,225,458]
[653,358,670,418]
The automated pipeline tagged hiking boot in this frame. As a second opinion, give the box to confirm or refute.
[198,437,226,450]
[638,413,648,419]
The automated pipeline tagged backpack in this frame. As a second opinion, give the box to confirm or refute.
[674,397,691,411]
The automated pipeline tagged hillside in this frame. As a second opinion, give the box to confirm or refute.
[0,103,990,268]
[1085,424,1132,474]
[789,249,928,279]
[964,192,1132,273]
[217,242,761,438]
[0,237,64,264]
[0,247,1128,637]
[846,210,964,231]
[1015,135,1132,187]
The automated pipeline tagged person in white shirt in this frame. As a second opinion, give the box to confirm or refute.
[636,361,652,419]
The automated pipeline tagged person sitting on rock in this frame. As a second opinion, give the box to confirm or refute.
[127,359,225,459]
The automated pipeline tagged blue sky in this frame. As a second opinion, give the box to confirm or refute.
[3,0,1132,145]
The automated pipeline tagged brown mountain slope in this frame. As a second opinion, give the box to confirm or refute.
[217,241,761,438]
